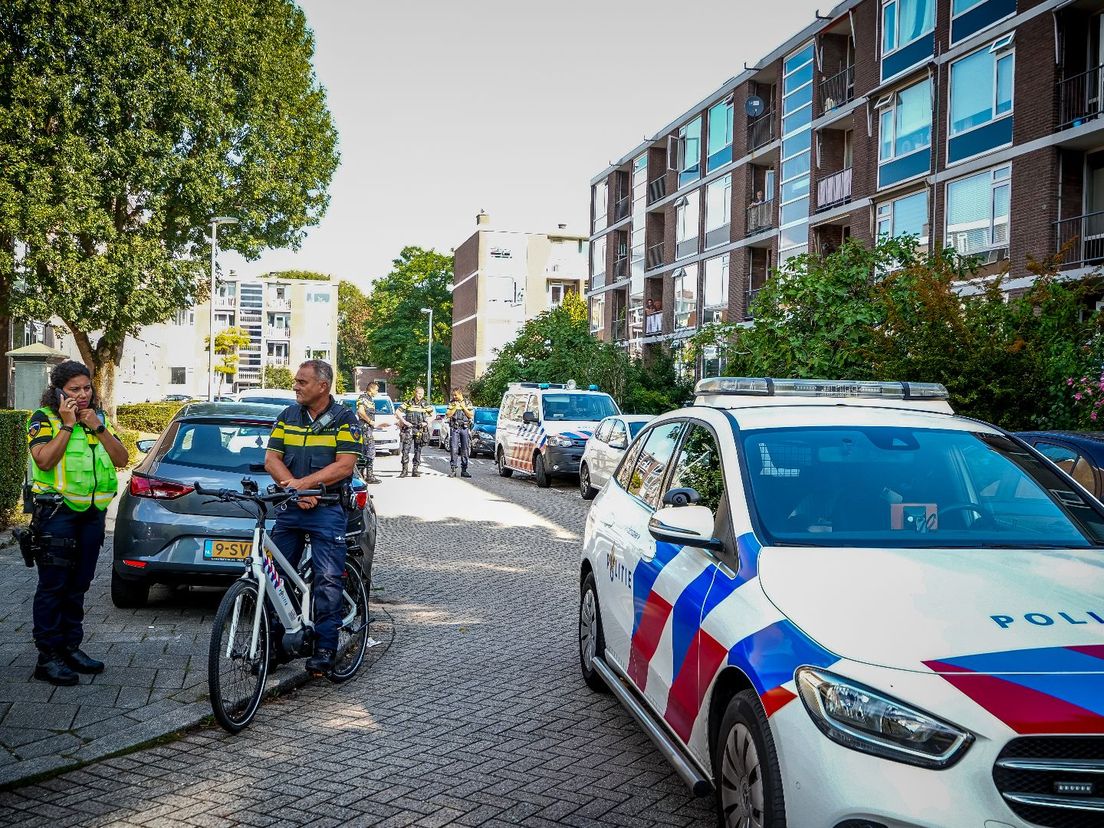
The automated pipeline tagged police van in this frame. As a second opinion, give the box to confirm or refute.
[495,382,620,488]
[579,377,1104,827]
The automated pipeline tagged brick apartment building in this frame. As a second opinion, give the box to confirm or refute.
[586,0,1104,377]
[451,212,587,389]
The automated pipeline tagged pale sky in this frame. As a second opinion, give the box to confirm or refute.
[222,0,828,291]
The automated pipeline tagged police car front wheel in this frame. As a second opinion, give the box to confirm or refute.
[714,689,786,828]
[496,448,513,478]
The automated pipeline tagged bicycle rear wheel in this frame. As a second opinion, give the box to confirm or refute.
[329,560,370,683]
[209,579,270,733]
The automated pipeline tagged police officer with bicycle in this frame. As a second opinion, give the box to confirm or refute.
[264,359,362,677]
[396,386,433,478]
[21,361,129,686]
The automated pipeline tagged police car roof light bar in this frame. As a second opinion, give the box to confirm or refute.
[694,377,950,401]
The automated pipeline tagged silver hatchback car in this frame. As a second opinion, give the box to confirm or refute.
[111,402,377,608]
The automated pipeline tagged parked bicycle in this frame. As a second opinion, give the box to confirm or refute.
[195,480,371,733]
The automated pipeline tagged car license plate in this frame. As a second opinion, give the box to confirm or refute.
[203,539,252,560]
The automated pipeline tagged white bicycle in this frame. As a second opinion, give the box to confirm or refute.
[195,480,371,733]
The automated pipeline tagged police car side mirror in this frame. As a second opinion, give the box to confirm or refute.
[648,505,723,553]
[610,437,628,450]
[523,411,539,424]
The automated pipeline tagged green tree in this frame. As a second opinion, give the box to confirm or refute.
[262,364,294,390]
[365,247,452,400]
[0,0,339,416]
[337,280,373,392]
[206,326,250,395]
[267,269,331,282]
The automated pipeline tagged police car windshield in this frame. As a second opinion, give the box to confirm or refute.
[541,394,618,422]
[741,426,1104,548]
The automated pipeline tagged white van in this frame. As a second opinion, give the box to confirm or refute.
[495,382,620,488]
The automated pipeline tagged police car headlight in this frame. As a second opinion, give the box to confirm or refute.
[796,667,972,769]
[548,435,574,448]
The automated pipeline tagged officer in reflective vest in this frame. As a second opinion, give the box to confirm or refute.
[446,387,474,478]
[26,361,129,686]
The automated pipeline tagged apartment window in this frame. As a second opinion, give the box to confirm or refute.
[593,180,608,233]
[590,295,604,333]
[591,235,606,288]
[675,191,700,259]
[946,165,1010,255]
[173,309,195,326]
[170,367,186,385]
[673,265,698,330]
[948,40,1014,163]
[882,0,934,55]
[676,117,702,188]
[705,175,732,249]
[707,98,734,172]
[877,79,932,188]
[307,290,331,303]
[952,0,1015,43]
[876,190,929,244]
[703,255,729,324]
[782,45,815,136]
[548,282,576,308]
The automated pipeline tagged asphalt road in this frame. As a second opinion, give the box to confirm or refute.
[0,448,714,827]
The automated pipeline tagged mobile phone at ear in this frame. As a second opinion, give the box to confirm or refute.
[56,388,66,406]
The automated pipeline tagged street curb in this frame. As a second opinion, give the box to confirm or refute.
[0,661,312,790]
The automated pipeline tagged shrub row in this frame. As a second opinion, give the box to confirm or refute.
[116,402,184,434]
[0,410,30,528]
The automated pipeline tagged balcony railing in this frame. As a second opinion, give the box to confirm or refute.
[266,326,290,341]
[612,318,627,342]
[613,256,629,280]
[1058,65,1104,130]
[748,111,775,152]
[819,64,855,113]
[746,199,776,235]
[1056,211,1104,267]
[645,311,663,335]
[267,297,291,312]
[646,242,665,270]
[214,295,236,310]
[614,195,631,221]
[816,167,852,211]
[648,175,667,204]
[266,355,289,367]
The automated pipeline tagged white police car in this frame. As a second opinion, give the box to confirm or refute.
[496,381,620,487]
[578,377,1104,827]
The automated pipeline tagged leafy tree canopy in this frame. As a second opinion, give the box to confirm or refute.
[267,269,332,282]
[1,0,339,415]
[262,365,294,390]
[364,247,452,401]
[337,280,372,392]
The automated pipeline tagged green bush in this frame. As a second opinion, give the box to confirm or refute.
[0,410,30,528]
[117,428,141,466]
[116,402,184,434]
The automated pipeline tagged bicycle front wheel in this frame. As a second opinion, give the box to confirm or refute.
[208,579,270,733]
[330,560,370,683]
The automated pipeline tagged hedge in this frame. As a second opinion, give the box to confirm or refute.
[116,402,184,434]
[0,410,30,528]
[118,429,140,465]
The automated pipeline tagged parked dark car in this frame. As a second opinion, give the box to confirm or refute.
[1016,431,1104,499]
[469,407,499,457]
[112,402,377,608]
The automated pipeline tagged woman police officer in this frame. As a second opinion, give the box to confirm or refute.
[26,361,129,685]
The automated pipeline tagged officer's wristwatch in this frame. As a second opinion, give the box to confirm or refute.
[95,424,106,434]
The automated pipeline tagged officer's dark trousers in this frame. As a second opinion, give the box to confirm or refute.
[32,505,107,655]
[400,428,423,469]
[360,432,376,472]
[450,428,471,472]
[271,503,347,651]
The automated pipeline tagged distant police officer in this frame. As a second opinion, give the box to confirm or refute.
[355,381,382,484]
[446,387,474,478]
[264,359,362,677]
[396,386,433,478]
[24,361,129,685]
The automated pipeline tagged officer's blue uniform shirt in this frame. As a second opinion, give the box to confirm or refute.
[267,398,361,484]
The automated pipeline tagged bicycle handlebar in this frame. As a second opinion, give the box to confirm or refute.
[193,482,339,504]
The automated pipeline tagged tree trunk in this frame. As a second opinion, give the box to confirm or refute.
[67,323,123,421]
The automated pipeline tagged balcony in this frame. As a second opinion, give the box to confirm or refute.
[647,175,667,205]
[266,355,289,367]
[266,326,290,341]
[614,195,631,221]
[746,199,776,235]
[613,256,629,281]
[748,112,775,152]
[819,64,855,114]
[1056,211,1104,268]
[1058,65,1104,131]
[815,167,852,212]
[645,312,663,336]
[214,295,236,310]
[267,296,291,312]
[646,242,665,271]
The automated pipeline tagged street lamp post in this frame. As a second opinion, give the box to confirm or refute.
[420,307,433,402]
[207,216,238,402]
